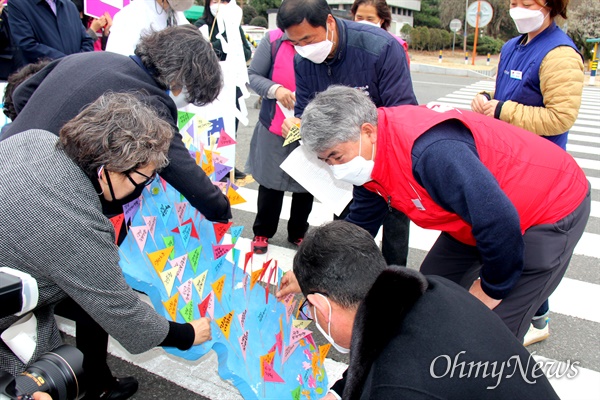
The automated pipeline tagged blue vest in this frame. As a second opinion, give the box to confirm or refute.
[495,22,580,149]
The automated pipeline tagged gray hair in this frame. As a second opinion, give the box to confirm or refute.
[135,25,223,106]
[59,92,174,176]
[301,85,378,154]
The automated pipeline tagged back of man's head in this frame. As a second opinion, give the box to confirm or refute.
[276,0,331,31]
[293,220,387,309]
[135,25,222,107]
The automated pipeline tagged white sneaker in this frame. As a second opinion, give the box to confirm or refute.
[523,322,550,347]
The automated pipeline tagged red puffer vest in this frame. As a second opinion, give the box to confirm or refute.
[363,105,588,245]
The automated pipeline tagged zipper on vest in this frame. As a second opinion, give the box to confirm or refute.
[387,195,392,212]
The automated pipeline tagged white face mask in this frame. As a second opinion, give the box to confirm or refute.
[357,19,382,28]
[509,6,548,34]
[168,87,189,109]
[209,3,222,16]
[329,137,374,186]
[294,24,334,64]
[313,294,350,354]
[167,0,194,12]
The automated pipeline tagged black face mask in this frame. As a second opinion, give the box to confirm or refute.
[98,170,150,216]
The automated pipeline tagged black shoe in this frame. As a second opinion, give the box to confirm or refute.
[85,376,139,400]
[234,168,247,180]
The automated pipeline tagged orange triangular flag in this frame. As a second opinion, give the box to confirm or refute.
[318,344,331,364]
[147,246,174,275]
[259,350,276,378]
[250,268,264,290]
[162,292,179,321]
[226,186,246,206]
[215,310,234,340]
[211,275,226,302]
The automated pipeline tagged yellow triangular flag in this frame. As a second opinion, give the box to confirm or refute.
[193,270,208,298]
[147,246,174,275]
[292,319,312,330]
[283,124,301,146]
[196,117,212,135]
[202,161,215,177]
[250,268,264,290]
[162,292,179,321]
[318,343,331,364]
[259,350,276,377]
[215,310,234,340]
[160,267,177,296]
[211,275,226,302]
[226,187,246,206]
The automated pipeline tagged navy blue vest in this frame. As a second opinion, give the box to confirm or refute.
[495,22,580,149]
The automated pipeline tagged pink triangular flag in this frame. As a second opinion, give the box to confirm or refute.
[168,254,188,282]
[238,309,247,331]
[130,226,149,252]
[142,216,157,240]
[217,128,237,148]
[263,362,285,383]
[286,300,297,323]
[275,331,283,355]
[289,327,311,345]
[282,343,299,365]
[178,278,194,303]
[212,244,234,260]
[174,202,187,225]
[238,330,248,361]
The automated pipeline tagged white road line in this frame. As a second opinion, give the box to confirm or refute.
[550,278,600,323]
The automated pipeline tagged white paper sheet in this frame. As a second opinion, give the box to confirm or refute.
[280,144,353,216]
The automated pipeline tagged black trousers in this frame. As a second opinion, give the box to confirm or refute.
[253,185,313,241]
[55,297,112,394]
[420,187,591,341]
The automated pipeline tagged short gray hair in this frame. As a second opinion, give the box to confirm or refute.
[135,25,223,106]
[59,92,174,176]
[301,85,378,154]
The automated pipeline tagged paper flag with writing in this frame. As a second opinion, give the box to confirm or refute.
[291,386,301,400]
[174,202,187,225]
[202,161,215,177]
[198,292,214,319]
[177,110,195,130]
[318,344,331,364]
[109,214,124,244]
[122,198,141,223]
[182,218,199,239]
[213,244,234,260]
[283,124,301,147]
[275,331,283,355]
[264,362,285,383]
[162,236,175,259]
[230,225,243,244]
[178,278,194,303]
[211,275,226,302]
[130,226,149,252]
[237,309,247,331]
[212,153,228,165]
[286,300,297,323]
[196,117,212,135]
[282,342,299,365]
[226,186,245,206]
[148,246,173,275]
[213,222,232,243]
[215,310,234,340]
[162,292,179,321]
[179,299,194,323]
[292,319,312,330]
[176,223,193,248]
[168,254,188,282]
[192,270,207,298]
[214,163,232,182]
[260,351,276,377]
[160,267,177,296]
[158,203,173,226]
[188,246,202,273]
[142,216,157,240]
[217,129,236,148]
[239,330,248,361]
[289,327,311,346]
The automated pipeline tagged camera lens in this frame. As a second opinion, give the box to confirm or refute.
[15,345,84,400]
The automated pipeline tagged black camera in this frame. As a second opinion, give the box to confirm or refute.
[1,269,85,400]
[0,345,85,400]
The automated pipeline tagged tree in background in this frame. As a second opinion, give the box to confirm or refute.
[249,16,268,27]
[242,4,258,24]
[414,0,441,28]
[439,0,516,41]
[567,0,600,60]
[248,0,281,19]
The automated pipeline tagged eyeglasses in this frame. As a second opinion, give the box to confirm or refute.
[298,298,313,321]
[125,169,157,188]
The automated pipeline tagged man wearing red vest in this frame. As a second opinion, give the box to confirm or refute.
[298,85,591,342]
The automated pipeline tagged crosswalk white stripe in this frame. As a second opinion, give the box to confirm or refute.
[568,143,600,156]
[575,157,600,171]
[550,278,600,323]
[569,134,600,144]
